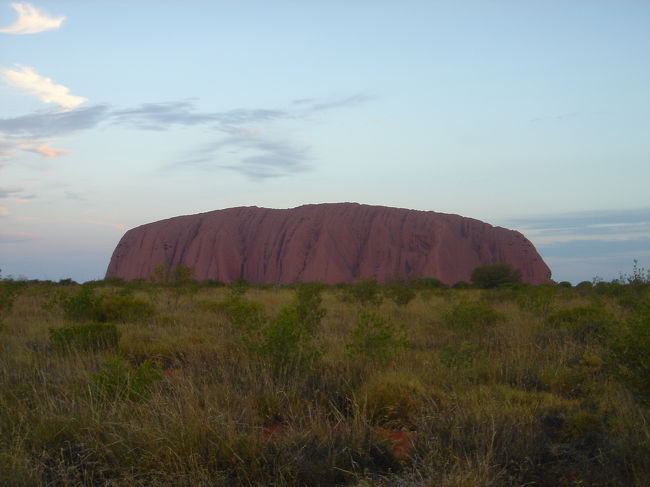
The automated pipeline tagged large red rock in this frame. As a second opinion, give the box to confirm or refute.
[105,203,551,285]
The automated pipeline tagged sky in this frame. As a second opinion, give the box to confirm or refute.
[0,1,648,284]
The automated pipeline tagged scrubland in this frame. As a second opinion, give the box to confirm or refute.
[0,271,649,486]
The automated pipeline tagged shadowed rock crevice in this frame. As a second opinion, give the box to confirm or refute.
[106,203,552,284]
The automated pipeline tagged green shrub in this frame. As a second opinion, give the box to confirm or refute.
[546,306,615,342]
[409,277,447,290]
[438,342,482,368]
[256,306,322,374]
[101,294,155,323]
[102,277,126,287]
[60,287,155,323]
[470,263,522,289]
[49,322,120,352]
[575,280,594,295]
[292,282,326,332]
[227,278,251,296]
[254,285,326,374]
[443,303,504,333]
[383,280,416,307]
[347,311,408,361]
[342,280,383,306]
[609,305,650,405]
[516,284,557,315]
[90,358,161,401]
[60,285,104,322]
[215,294,267,332]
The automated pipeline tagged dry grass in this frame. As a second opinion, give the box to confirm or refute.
[0,280,648,486]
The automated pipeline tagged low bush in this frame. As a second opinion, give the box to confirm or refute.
[443,302,504,333]
[214,294,267,332]
[49,322,120,352]
[383,280,416,307]
[90,358,162,401]
[516,284,557,315]
[347,311,408,361]
[254,285,326,375]
[546,305,615,342]
[438,342,482,369]
[60,285,104,322]
[470,263,522,289]
[409,277,447,290]
[292,282,327,331]
[341,280,383,307]
[101,294,155,323]
[256,306,322,375]
[452,280,470,289]
[59,286,154,323]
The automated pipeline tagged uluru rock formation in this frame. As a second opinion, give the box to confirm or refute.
[106,203,551,285]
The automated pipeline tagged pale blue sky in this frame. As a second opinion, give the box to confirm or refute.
[1,1,648,283]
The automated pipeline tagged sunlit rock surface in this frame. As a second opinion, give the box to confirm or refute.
[106,203,551,285]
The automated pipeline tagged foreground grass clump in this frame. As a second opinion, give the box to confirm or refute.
[1,273,649,486]
[546,305,616,341]
[90,358,162,401]
[49,322,120,352]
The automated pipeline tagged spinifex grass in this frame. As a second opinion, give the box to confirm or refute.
[0,279,648,486]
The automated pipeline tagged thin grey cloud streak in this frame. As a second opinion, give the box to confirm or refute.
[1,93,372,173]
[0,94,372,137]
[180,136,311,180]
[110,100,286,130]
[0,105,109,137]
[506,208,650,243]
[0,185,33,199]
[0,186,24,198]
[308,94,374,112]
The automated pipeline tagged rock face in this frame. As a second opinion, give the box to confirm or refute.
[106,203,551,285]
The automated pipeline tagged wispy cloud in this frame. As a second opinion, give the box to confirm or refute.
[0,186,24,198]
[307,94,374,112]
[0,206,9,216]
[0,105,108,137]
[83,220,129,231]
[1,65,86,109]
[179,136,311,180]
[111,100,287,131]
[110,94,372,131]
[65,191,86,201]
[0,231,39,242]
[0,2,64,34]
[1,93,373,175]
[506,208,650,245]
[0,185,33,200]
[0,94,371,138]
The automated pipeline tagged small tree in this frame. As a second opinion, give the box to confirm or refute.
[470,263,522,289]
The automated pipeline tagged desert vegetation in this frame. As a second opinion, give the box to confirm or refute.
[1,264,649,486]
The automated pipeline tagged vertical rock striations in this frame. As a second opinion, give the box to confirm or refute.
[106,203,551,284]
